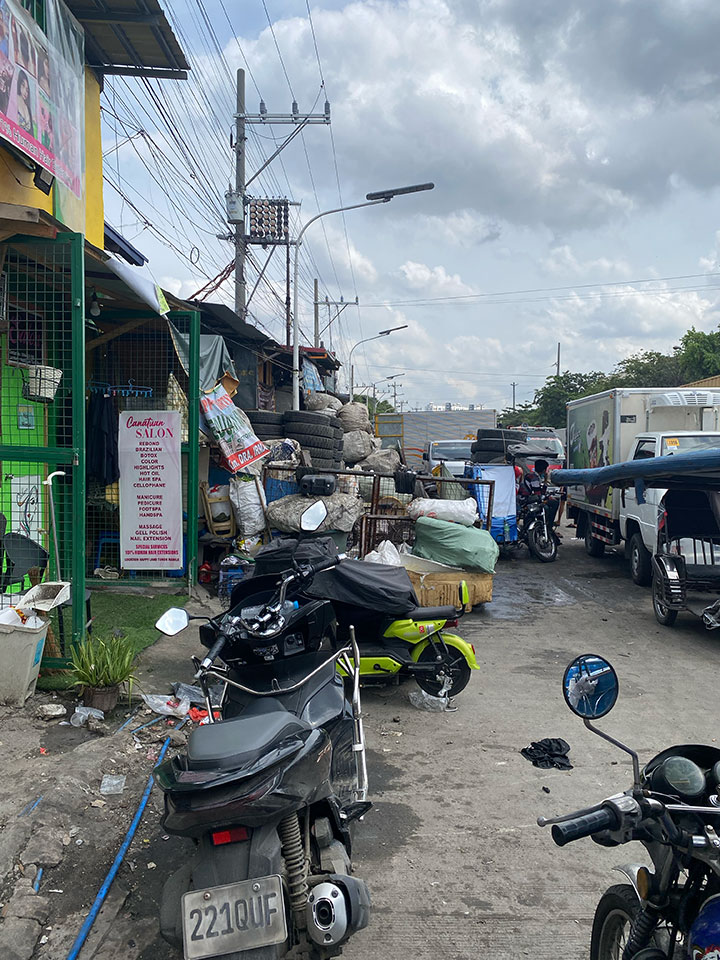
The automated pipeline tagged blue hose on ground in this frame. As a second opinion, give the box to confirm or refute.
[65,727,181,960]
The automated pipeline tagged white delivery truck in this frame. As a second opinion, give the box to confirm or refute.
[566,388,720,584]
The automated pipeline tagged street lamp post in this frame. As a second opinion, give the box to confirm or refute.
[292,183,434,409]
[348,330,407,400]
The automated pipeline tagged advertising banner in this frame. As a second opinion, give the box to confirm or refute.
[119,411,183,570]
[200,385,269,472]
[0,0,84,197]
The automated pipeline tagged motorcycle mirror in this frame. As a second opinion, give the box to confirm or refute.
[300,500,328,532]
[562,654,619,719]
[458,580,469,609]
[156,607,191,636]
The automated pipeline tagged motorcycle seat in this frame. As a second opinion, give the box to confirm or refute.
[186,699,311,771]
[408,604,457,622]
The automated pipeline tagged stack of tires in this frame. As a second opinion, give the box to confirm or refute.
[247,410,285,443]
[470,428,527,464]
[282,411,344,471]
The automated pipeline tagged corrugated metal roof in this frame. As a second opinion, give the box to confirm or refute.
[64,0,189,78]
[683,374,720,388]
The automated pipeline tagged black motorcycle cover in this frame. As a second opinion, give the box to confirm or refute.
[306,559,419,616]
[253,536,338,577]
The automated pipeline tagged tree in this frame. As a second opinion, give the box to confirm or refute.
[533,371,608,426]
[498,402,538,427]
[678,328,720,382]
[612,350,684,387]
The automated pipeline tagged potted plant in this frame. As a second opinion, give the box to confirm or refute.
[69,634,138,712]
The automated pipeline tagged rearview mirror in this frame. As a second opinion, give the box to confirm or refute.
[156,607,190,636]
[300,500,328,532]
[458,580,469,610]
[563,655,619,719]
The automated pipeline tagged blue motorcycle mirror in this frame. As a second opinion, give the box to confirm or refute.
[562,654,619,719]
[156,607,190,636]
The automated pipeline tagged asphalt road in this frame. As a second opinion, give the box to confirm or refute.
[85,527,720,960]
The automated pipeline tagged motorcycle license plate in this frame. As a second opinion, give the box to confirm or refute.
[182,875,287,959]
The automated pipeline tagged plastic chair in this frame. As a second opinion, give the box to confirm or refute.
[0,533,49,591]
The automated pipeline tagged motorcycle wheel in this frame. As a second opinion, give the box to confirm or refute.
[590,884,666,960]
[416,644,472,697]
[527,523,558,562]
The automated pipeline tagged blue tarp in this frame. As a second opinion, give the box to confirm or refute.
[553,448,720,502]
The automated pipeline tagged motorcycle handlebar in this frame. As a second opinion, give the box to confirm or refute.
[305,553,346,577]
[551,806,619,847]
[199,635,226,672]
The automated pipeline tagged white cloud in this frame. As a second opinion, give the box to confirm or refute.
[398,261,477,297]
[541,245,632,278]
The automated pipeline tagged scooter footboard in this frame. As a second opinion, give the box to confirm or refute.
[161,824,287,959]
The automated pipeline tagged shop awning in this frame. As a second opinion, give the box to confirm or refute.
[84,244,170,316]
[64,0,189,79]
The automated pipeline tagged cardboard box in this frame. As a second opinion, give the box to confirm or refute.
[400,555,493,609]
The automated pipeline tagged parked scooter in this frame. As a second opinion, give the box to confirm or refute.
[154,501,371,960]
[540,653,720,959]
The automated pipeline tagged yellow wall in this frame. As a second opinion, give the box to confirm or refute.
[0,67,104,245]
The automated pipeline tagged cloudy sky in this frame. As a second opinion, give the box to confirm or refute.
[102,0,720,413]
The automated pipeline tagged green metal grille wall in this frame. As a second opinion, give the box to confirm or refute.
[85,309,199,588]
[0,234,85,662]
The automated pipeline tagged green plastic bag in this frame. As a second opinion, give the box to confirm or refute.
[412,516,499,573]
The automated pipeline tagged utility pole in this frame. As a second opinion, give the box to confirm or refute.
[511,381,517,410]
[556,342,561,377]
[234,69,246,317]
[315,291,357,350]
[392,381,402,410]
[313,278,319,347]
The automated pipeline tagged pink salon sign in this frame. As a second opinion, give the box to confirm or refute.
[118,411,183,571]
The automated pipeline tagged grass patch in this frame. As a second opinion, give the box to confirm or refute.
[90,591,189,654]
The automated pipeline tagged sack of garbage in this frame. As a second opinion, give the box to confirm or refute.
[229,476,267,537]
[343,429,374,464]
[407,497,478,526]
[267,492,364,533]
[337,401,371,434]
[305,393,342,414]
[267,438,302,466]
[412,516,499,573]
[356,447,401,473]
[364,540,402,566]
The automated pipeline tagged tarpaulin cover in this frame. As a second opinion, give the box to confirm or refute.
[306,559,419,616]
[553,448,720,491]
[253,536,338,577]
[168,321,236,390]
[413,516,499,573]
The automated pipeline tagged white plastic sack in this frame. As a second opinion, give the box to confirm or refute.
[356,448,401,474]
[406,497,479,526]
[229,477,268,537]
[337,402,370,433]
[343,430,374,465]
[305,393,342,414]
[363,540,402,566]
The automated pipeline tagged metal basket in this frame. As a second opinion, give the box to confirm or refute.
[22,365,63,403]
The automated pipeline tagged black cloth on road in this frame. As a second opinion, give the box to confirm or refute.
[521,737,573,770]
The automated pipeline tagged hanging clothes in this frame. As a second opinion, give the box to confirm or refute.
[86,393,119,485]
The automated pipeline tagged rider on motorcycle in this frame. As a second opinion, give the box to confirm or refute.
[517,459,559,527]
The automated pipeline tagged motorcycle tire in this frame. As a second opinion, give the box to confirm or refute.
[590,884,667,960]
[629,533,652,586]
[527,523,557,562]
[415,643,472,697]
[652,576,678,627]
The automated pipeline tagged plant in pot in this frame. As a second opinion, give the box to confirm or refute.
[69,634,138,713]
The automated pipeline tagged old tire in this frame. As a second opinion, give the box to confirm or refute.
[585,525,606,557]
[290,432,339,450]
[629,533,652,586]
[284,411,335,427]
[590,884,640,960]
[653,576,678,627]
[415,643,472,697]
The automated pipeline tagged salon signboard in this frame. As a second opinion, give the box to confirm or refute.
[119,411,183,571]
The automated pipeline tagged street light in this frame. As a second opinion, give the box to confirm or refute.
[292,182,434,409]
[348,329,407,399]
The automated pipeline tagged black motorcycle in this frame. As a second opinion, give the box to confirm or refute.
[154,505,370,960]
[540,654,720,959]
[517,491,559,562]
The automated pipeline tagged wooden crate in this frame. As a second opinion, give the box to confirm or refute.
[406,569,493,610]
